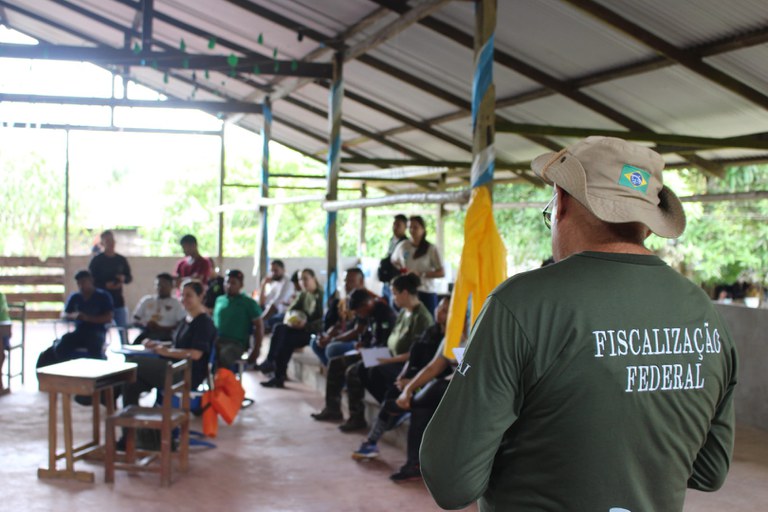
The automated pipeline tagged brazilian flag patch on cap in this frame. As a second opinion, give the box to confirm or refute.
[618,164,650,194]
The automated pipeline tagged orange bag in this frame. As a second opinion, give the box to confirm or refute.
[210,369,246,425]
[201,390,218,438]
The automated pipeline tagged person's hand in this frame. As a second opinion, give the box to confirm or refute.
[317,335,331,349]
[261,275,273,285]
[396,389,413,410]
[152,345,168,356]
[64,312,79,321]
[143,340,159,349]
[395,377,410,391]
[377,357,395,365]
[147,320,160,330]
[115,274,126,283]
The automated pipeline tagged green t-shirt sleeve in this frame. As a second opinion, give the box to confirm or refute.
[420,296,530,509]
[250,298,263,319]
[688,342,738,491]
[0,293,10,324]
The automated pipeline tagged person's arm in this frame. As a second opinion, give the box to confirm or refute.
[396,353,451,409]
[422,245,445,279]
[687,347,737,491]
[377,352,410,365]
[122,256,133,285]
[154,345,204,361]
[420,297,529,510]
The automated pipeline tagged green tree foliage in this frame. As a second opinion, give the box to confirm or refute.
[0,150,69,258]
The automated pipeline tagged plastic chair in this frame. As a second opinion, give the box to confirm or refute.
[105,359,191,487]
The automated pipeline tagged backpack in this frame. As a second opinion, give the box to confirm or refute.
[204,276,225,309]
[377,257,400,283]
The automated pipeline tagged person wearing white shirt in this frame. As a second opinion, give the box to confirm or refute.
[132,273,186,343]
[258,260,295,333]
[390,216,445,317]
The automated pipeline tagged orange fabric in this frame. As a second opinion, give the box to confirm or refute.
[444,186,507,358]
[210,368,245,425]
[201,391,218,438]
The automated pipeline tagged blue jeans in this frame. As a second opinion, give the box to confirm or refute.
[310,337,356,366]
[113,306,129,345]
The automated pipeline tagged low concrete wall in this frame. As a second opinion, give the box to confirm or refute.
[64,255,377,313]
[715,304,768,431]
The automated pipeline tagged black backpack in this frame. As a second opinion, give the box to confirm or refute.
[377,257,400,283]
[204,275,225,309]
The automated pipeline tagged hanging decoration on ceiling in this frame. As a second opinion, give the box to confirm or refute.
[179,38,186,52]
[291,59,298,72]
[132,42,141,55]
[257,33,264,45]
[208,37,216,50]
[253,64,261,75]
[163,72,169,84]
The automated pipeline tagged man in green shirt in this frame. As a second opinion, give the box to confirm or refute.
[421,137,738,512]
[213,269,263,369]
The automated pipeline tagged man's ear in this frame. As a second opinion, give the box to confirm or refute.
[555,185,569,222]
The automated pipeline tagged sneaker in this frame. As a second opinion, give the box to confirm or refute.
[338,417,368,432]
[311,409,343,421]
[390,464,421,482]
[351,441,379,460]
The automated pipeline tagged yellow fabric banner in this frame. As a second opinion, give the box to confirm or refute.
[444,186,507,358]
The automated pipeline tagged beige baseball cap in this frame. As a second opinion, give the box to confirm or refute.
[531,136,686,238]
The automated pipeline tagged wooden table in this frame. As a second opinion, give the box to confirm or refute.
[37,359,137,483]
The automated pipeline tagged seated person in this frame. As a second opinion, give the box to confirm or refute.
[212,269,263,370]
[313,274,432,432]
[0,292,12,394]
[55,270,114,360]
[310,267,373,366]
[259,268,324,388]
[351,296,451,462]
[123,279,216,406]
[132,272,186,344]
[258,259,295,334]
[311,289,396,421]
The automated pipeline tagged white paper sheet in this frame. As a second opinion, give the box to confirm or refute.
[360,347,392,368]
[452,347,465,364]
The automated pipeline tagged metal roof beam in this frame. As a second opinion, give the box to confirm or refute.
[0,122,221,136]
[0,92,262,114]
[494,121,768,150]
[141,0,153,52]
[563,0,768,111]
[343,0,452,61]
[0,43,332,78]
[341,157,529,171]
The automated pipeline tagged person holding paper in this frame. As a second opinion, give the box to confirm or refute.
[311,289,396,423]
[337,273,433,433]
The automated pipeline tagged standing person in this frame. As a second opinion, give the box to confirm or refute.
[123,279,216,406]
[89,230,132,343]
[212,270,264,370]
[0,292,12,394]
[390,216,444,317]
[379,214,408,308]
[174,234,214,287]
[421,137,738,511]
[257,259,295,334]
[259,268,324,388]
[131,273,186,344]
[56,270,114,360]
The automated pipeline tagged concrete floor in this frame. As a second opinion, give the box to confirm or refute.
[1,324,766,511]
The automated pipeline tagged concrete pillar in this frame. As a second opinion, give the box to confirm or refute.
[325,52,343,303]
[256,98,272,282]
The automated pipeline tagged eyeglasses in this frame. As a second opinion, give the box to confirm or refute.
[542,194,556,230]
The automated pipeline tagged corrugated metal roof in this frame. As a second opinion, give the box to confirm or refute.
[1,0,767,190]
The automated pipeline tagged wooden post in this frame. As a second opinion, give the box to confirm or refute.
[325,52,343,304]
[358,184,367,261]
[256,98,271,282]
[217,126,225,267]
[471,0,496,193]
[64,130,70,258]
[436,173,446,257]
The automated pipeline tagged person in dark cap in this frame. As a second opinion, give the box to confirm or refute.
[421,137,738,512]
